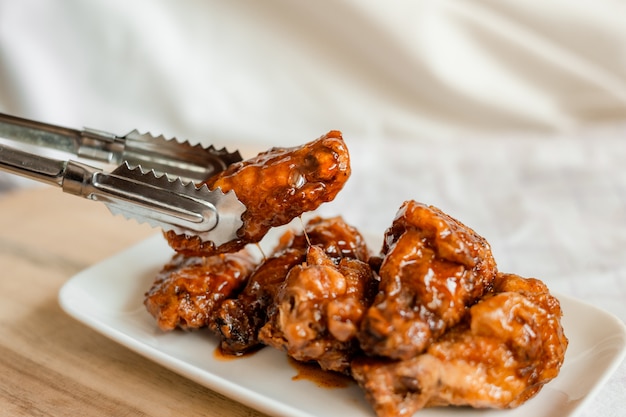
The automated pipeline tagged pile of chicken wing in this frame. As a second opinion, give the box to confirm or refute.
[144,131,568,417]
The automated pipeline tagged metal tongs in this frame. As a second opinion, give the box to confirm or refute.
[0,112,246,245]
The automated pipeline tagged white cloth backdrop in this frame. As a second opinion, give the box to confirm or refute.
[1,1,626,416]
[2,0,626,144]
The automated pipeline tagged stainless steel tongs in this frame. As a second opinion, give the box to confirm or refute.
[0,112,246,245]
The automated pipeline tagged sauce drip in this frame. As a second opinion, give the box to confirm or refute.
[287,357,354,389]
[213,345,262,361]
[213,346,353,389]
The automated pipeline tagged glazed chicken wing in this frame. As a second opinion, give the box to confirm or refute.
[259,245,377,373]
[216,216,372,356]
[351,272,568,417]
[359,201,498,360]
[144,249,257,332]
[216,247,305,355]
[165,131,351,256]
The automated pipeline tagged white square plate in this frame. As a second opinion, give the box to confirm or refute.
[59,234,626,417]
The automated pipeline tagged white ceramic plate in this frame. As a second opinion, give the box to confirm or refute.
[58,233,626,417]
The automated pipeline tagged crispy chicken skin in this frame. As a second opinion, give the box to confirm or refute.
[351,273,568,417]
[359,201,498,360]
[216,216,372,356]
[164,131,351,256]
[144,249,257,331]
[259,245,377,373]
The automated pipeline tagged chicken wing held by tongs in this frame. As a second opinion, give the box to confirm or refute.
[0,112,245,246]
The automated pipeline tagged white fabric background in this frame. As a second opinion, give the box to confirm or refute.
[2,0,626,144]
[1,1,625,416]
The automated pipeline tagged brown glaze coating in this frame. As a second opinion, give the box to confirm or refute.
[216,216,372,356]
[259,245,377,374]
[164,131,351,256]
[144,249,257,332]
[216,248,305,354]
[351,272,568,417]
[295,216,371,264]
[359,200,498,360]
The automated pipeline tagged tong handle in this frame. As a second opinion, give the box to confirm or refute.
[0,112,89,156]
[0,142,218,233]
[0,142,66,186]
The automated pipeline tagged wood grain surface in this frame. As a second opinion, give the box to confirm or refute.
[0,187,269,417]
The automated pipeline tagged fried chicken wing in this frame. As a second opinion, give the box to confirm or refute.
[298,215,371,264]
[216,247,305,354]
[351,273,568,417]
[165,131,351,256]
[359,201,498,360]
[259,245,377,373]
[144,249,257,331]
[216,216,372,356]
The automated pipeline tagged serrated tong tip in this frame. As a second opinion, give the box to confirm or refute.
[119,129,242,183]
[102,163,246,244]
